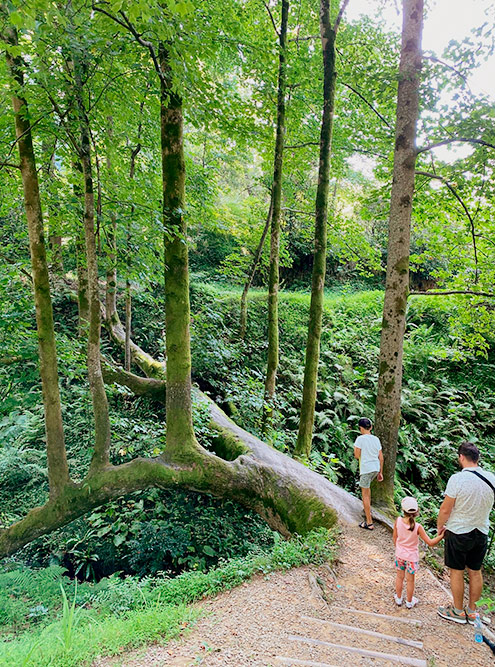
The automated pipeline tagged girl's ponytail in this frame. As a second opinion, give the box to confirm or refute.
[406,510,416,531]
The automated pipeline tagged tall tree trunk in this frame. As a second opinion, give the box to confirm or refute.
[105,120,118,324]
[240,197,273,339]
[373,0,424,505]
[125,126,143,371]
[72,51,111,472]
[293,0,341,459]
[3,20,70,498]
[159,44,196,456]
[263,0,289,430]
[72,159,90,335]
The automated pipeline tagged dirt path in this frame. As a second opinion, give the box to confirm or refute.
[94,523,494,666]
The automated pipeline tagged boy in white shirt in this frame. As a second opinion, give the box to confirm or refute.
[353,417,384,530]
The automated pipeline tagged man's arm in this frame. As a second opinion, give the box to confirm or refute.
[437,495,455,532]
[354,446,361,460]
[377,450,384,482]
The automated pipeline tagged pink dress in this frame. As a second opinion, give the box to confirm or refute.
[395,518,420,563]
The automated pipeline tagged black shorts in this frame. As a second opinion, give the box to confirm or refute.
[444,529,488,571]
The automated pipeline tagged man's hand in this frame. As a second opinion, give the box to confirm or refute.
[377,472,383,482]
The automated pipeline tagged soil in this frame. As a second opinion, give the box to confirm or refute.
[93,523,495,667]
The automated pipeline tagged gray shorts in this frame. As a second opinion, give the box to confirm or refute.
[360,471,378,488]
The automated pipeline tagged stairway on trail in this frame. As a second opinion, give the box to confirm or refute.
[274,604,427,666]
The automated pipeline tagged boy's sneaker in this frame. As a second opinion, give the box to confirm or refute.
[437,605,467,624]
[394,594,403,606]
[406,596,419,609]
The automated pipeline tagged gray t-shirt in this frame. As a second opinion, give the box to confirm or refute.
[445,466,495,535]
[354,434,381,475]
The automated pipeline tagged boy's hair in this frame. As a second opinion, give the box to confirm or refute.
[404,510,417,532]
[358,417,372,430]
[458,441,480,463]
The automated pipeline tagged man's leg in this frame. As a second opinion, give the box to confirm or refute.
[467,568,483,611]
[450,568,465,610]
[361,486,372,525]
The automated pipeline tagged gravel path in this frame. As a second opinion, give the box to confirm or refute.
[94,523,494,666]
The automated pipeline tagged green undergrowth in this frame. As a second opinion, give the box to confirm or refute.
[0,528,337,666]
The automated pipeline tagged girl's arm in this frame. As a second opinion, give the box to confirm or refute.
[393,519,398,546]
[418,524,444,547]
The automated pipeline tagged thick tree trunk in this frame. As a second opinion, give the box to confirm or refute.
[294,0,338,459]
[240,198,273,340]
[4,22,70,498]
[263,0,289,429]
[73,51,111,472]
[373,0,423,505]
[159,45,197,456]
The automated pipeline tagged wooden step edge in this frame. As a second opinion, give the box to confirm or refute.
[288,634,428,667]
[275,658,339,667]
[300,615,424,649]
[330,605,423,626]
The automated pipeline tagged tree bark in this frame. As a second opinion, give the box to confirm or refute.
[239,198,273,340]
[293,0,338,459]
[159,44,196,456]
[373,0,424,505]
[72,50,111,472]
[263,0,289,430]
[3,20,70,498]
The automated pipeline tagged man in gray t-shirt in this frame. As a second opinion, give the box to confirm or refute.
[353,417,383,530]
[437,442,495,625]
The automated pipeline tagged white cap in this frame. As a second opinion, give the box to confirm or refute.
[401,496,418,513]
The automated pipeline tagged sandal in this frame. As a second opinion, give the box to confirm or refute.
[359,521,374,530]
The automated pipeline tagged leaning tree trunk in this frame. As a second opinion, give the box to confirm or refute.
[239,197,273,340]
[263,0,289,430]
[72,50,111,472]
[294,0,345,459]
[373,0,424,505]
[3,20,70,498]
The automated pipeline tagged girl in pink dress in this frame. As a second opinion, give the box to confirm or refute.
[393,496,445,608]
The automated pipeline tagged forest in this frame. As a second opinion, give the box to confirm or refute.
[1,0,495,664]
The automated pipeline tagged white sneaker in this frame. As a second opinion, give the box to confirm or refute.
[406,596,419,609]
[394,594,403,606]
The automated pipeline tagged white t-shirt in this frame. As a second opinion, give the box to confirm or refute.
[445,466,495,535]
[354,434,381,474]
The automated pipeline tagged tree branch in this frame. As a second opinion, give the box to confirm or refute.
[340,82,392,129]
[333,0,351,32]
[263,1,280,36]
[416,137,495,155]
[416,170,479,283]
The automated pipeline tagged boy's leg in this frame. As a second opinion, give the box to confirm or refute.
[395,568,405,597]
[361,486,372,525]
[406,571,415,603]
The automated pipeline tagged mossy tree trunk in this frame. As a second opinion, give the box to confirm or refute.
[240,197,273,340]
[263,0,289,431]
[373,0,424,505]
[72,50,111,473]
[3,20,70,498]
[159,44,197,456]
[294,0,348,459]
